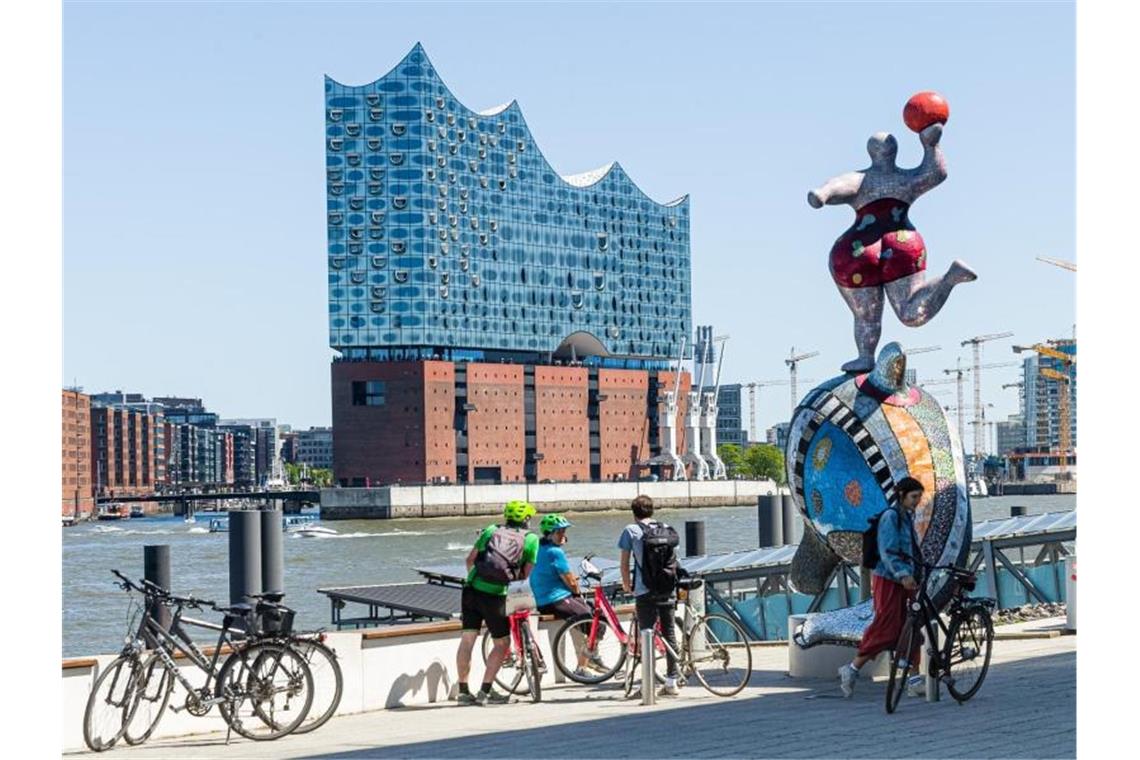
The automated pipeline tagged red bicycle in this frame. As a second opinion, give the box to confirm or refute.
[550,555,663,685]
[479,606,545,703]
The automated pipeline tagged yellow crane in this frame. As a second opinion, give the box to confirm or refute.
[1013,342,1076,477]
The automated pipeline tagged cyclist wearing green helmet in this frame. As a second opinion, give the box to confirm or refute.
[456,500,539,706]
[530,513,608,679]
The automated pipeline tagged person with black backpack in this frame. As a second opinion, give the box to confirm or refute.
[618,495,682,697]
[455,500,540,706]
[839,477,925,699]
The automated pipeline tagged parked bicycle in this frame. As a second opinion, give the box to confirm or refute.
[885,561,995,714]
[479,605,544,702]
[550,556,754,697]
[83,570,314,752]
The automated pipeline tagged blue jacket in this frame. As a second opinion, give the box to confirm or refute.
[875,506,919,583]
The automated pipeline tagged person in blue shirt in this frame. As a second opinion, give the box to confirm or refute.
[530,513,606,679]
[839,476,926,698]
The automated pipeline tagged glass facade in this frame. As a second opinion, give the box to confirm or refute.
[325,44,691,364]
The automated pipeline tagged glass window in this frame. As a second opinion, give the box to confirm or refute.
[352,380,387,406]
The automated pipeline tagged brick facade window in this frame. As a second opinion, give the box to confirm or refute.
[352,380,387,406]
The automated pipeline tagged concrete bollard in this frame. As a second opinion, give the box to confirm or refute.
[229,511,263,605]
[684,521,706,557]
[781,493,799,545]
[757,495,783,548]
[641,629,656,706]
[1010,505,1026,517]
[260,508,285,598]
[143,544,171,631]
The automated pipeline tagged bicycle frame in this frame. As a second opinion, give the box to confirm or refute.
[135,602,242,711]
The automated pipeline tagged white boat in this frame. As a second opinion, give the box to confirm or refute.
[295,525,339,538]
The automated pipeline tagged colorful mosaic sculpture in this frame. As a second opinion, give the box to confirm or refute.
[785,343,972,608]
[808,92,976,373]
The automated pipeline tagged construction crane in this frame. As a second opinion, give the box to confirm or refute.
[785,347,819,415]
[961,332,1014,459]
[941,359,1020,453]
[1013,342,1076,476]
[1036,256,1076,272]
[742,380,787,443]
[898,345,941,385]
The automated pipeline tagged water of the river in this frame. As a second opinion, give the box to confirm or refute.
[61,494,1075,657]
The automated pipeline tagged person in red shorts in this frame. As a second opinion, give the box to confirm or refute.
[808,123,976,373]
[839,477,926,698]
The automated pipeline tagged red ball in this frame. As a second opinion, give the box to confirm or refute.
[903,91,950,133]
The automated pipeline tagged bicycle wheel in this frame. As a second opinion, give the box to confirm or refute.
[551,614,627,684]
[885,621,917,714]
[945,606,994,702]
[83,655,138,752]
[519,623,543,702]
[621,617,667,698]
[480,629,526,694]
[216,642,313,741]
[123,652,174,745]
[687,614,753,697]
[289,638,343,734]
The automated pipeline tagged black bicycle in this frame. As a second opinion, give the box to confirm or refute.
[885,561,996,714]
[83,571,314,751]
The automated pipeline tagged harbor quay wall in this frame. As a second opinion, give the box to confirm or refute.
[63,617,588,752]
[319,480,779,520]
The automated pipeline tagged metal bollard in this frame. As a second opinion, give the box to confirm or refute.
[925,626,940,702]
[684,521,706,557]
[229,510,263,605]
[143,545,171,631]
[260,508,284,598]
[641,629,656,706]
[757,495,783,548]
[781,493,799,545]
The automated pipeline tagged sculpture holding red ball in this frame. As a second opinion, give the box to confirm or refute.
[807,91,976,373]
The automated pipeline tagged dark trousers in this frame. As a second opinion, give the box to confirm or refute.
[635,595,679,677]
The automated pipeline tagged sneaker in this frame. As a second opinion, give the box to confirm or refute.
[658,682,680,698]
[838,664,858,698]
[456,692,477,706]
[586,654,610,673]
[906,675,926,698]
[573,667,594,681]
[474,688,510,705]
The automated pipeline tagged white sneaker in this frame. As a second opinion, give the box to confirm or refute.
[906,675,926,698]
[658,682,680,698]
[838,664,858,697]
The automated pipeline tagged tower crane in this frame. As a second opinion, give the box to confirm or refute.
[941,358,1020,453]
[1013,342,1076,476]
[1036,256,1076,272]
[742,379,790,443]
[961,332,1014,458]
[785,347,819,415]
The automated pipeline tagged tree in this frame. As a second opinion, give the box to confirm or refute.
[743,444,786,484]
[718,444,745,477]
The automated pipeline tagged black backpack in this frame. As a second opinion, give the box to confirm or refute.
[639,521,680,599]
[474,526,527,584]
[861,507,899,570]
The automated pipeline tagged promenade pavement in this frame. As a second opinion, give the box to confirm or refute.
[69,618,1076,759]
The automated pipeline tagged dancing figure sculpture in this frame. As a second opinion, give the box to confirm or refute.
[808,92,976,373]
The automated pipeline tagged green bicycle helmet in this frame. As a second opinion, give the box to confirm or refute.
[503,499,537,524]
[540,513,574,535]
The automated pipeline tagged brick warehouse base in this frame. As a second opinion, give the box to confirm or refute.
[320,480,778,520]
[331,360,700,487]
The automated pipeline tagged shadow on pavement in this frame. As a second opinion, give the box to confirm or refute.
[309,651,1075,760]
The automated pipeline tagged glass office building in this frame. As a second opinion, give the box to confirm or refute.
[325,44,691,366]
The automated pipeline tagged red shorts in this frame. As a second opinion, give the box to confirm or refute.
[829,198,927,289]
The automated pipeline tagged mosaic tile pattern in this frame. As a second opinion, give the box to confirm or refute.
[325,45,691,360]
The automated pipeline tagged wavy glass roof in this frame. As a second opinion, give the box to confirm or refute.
[324,44,692,359]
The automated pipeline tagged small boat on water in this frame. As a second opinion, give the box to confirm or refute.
[130,506,146,519]
[206,514,324,534]
[295,525,338,538]
[96,504,130,521]
[208,517,229,533]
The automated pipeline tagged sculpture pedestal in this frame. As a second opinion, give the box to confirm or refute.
[787,614,889,678]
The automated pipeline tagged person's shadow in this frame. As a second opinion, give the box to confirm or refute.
[385,661,452,708]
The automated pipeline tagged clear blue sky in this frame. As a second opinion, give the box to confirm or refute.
[63,1,1075,440]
